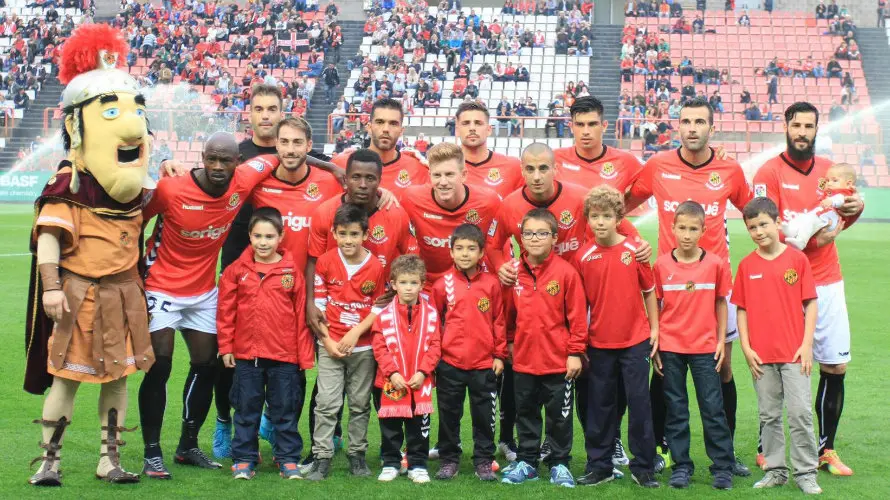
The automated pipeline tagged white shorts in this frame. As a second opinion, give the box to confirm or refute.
[146,289,218,335]
[813,281,851,365]
[725,292,739,343]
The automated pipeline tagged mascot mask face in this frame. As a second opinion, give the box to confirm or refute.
[59,24,152,204]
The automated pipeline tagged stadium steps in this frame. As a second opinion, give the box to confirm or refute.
[304,20,365,146]
[856,28,890,163]
[0,79,65,169]
[589,25,623,146]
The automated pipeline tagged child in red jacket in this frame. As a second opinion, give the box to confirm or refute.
[430,224,507,481]
[501,208,587,487]
[217,207,314,480]
[372,254,442,484]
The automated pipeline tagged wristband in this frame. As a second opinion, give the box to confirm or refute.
[39,263,62,292]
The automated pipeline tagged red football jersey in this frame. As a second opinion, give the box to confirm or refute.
[487,182,589,269]
[574,239,656,349]
[307,194,415,276]
[630,148,753,263]
[401,185,500,288]
[731,247,817,364]
[144,155,278,297]
[554,145,644,192]
[753,153,861,285]
[248,166,343,273]
[332,149,429,199]
[464,150,523,199]
[654,250,732,354]
[313,248,386,347]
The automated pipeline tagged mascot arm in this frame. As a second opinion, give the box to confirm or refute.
[36,229,69,321]
[36,229,62,266]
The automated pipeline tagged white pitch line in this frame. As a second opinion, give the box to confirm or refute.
[0,253,30,257]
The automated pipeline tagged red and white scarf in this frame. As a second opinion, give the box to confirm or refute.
[377,300,437,418]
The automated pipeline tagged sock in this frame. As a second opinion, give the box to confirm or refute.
[816,371,845,455]
[139,355,172,457]
[97,378,128,476]
[214,360,234,423]
[650,373,668,452]
[178,363,217,451]
[722,378,738,441]
[39,377,80,472]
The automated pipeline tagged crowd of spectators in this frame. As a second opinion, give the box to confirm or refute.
[500,0,593,16]
[115,0,343,119]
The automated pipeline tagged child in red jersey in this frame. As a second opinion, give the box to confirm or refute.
[430,224,507,481]
[307,204,386,481]
[500,208,587,487]
[781,163,857,250]
[372,255,442,484]
[217,207,314,480]
[573,186,660,489]
[654,201,735,490]
[732,197,821,494]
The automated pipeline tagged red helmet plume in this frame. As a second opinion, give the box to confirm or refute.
[58,24,129,85]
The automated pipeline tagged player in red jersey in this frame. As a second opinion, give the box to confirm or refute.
[331,98,429,198]
[554,96,645,193]
[752,102,864,475]
[628,98,754,476]
[246,118,343,273]
[139,133,279,478]
[400,142,500,294]
[455,101,523,198]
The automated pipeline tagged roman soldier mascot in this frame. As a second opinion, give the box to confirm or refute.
[24,23,155,486]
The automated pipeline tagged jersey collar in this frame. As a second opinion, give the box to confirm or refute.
[574,144,607,163]
[670,248,707,262]
[271,164,312,186]
[431,185,471,213]
[522,181,563,208]
[779,152,816,176]
[382,150,402,167]
[465,150,494,167]
[676,146,715,170]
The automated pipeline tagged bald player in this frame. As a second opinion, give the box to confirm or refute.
[139,133,279,478]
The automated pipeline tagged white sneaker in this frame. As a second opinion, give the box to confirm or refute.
[497,442,518,462]
[753,470,788,489]
[796,475,823,495]
[408,468,431,484]
[378,466,399,482]
[429,447,440,460]
[612,438,630,467]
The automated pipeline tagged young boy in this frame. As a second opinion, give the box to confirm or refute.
[573,186,660,489]
[732,197,821,495]
[781,162,857,250]
[217,207,315,480]
[653,201,735,490]
[372,255,442,484]
[430,224,507,482]
[500,208,587,488]
[306,204,386,481]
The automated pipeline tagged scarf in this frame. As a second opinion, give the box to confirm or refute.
[377,300,435,418]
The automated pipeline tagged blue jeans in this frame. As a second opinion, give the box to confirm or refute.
[231,359,304,463]
[661,352,734,475]
[495,120,513,136]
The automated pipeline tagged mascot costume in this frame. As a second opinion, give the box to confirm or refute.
[24,24,155,486]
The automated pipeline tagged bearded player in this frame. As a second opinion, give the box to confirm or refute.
[752,102,863,476]
[628,98,753,477]
[455,101,524,198]
[139,133,279,478]
[332,98,429,198]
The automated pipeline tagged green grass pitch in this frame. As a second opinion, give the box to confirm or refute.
[1,202,888,499]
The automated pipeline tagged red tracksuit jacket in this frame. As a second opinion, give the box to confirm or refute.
[505,252,588,375]
[430,266,508,371]
[217,248,315,369]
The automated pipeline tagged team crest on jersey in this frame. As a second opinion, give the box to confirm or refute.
[281,274,295,290]
[486,168,503,185]
[600,162,618,180]
[477,297,491,313]
[783,268,799,286]
[754,183,767,198]
[817,177,827,192]
[370,224,388,243]
[227,193,241,209]
[396,169,411,187]
[685,281,696,292]
[620,251,633,266]
[558,210,576,230]
[545,280,560,296]
[119,231,131,248]
[304,182,321,201]
[465,209,481,224]
[707,172,724,191]
[383,381,408,401]
[361,280,376,295]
